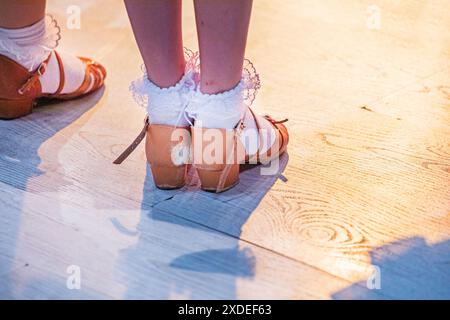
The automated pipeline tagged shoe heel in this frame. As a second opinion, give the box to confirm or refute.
[196,164,240,193]
[145,124,191,190]
[150,165,187,190]
[191,126,244,193]
[0,98,34,120]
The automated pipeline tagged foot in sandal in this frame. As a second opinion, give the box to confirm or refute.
[187,59,289,193]
[0,15,106,120]
[115,56,288,193]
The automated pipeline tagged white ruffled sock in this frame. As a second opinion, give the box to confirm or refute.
[130,69,197,127]
[0,15,85,94]
[241,109,277,156]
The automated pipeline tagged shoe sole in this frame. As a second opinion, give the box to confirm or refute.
[0,98,35,120]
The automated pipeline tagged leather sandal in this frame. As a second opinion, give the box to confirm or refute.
[113,108,288,193]
[192,107,289,193]
[0,51,106,120]
[244,107,289,165]
[113,116,191,190]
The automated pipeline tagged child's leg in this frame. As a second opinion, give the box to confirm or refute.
[190,0,284,175]
[0,0,46,28]
[125,0,185,88]
[194,0,252,94]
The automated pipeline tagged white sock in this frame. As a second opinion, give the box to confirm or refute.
[0,15,85,94]
[130,69,196,127]
[187,80,247,129]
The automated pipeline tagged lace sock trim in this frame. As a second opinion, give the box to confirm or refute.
[129,48,199,126]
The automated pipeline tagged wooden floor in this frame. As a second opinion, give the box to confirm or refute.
[1,0,449,299]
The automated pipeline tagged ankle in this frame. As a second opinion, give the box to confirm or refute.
[145,62,186,89]
[130,49,199,127]
[0,15,60,71]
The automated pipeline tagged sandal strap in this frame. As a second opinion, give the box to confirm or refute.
[18,51,101,99]
[49,56,104,99]
[260,114,288,163]
[53,50,65,95]
[216,119,244,192]
[113,116,149,164]
[18,53,52,96]
[243,107,288,164]
[37,50,105,100]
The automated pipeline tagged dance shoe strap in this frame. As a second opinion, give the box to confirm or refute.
[216,118,245,193]
[18,53,52,96]
[113,116,149,164]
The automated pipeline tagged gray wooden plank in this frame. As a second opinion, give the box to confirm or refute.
[0,181,382,299]
[0,0,449,299]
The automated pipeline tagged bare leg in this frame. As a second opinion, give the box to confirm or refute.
[194,0,252,94]
[0,0,46,29]
[125,0,185,88]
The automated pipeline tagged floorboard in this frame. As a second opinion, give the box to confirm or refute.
[0,0,449,299]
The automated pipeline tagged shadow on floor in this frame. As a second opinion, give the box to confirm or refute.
[0,89,105,298]
[332,236,450,299]
[120,153,289,299]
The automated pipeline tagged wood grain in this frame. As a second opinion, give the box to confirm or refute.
[0,0,449,299]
